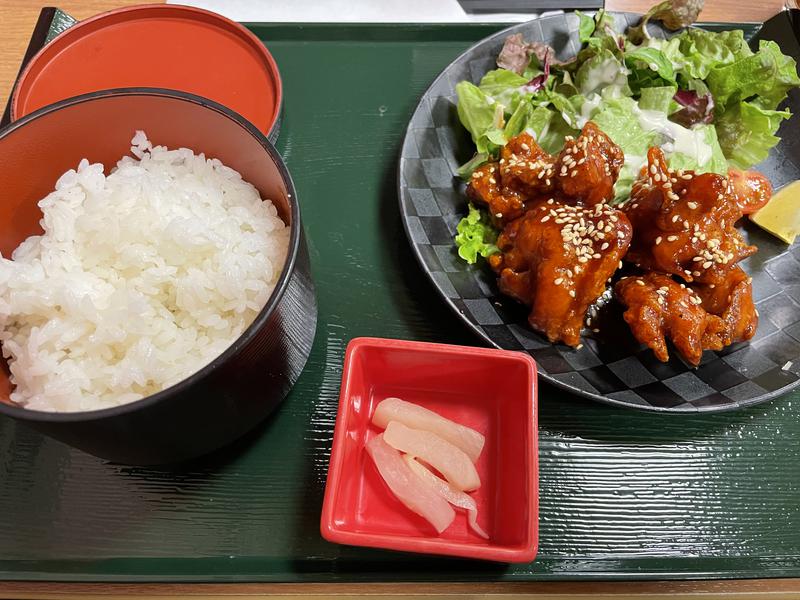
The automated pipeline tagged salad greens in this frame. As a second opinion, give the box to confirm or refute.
[454,204,499,264]
[628,0,704,40]
[454,10,800,263]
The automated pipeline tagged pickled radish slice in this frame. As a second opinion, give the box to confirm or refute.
[365,434,455,533]
[383,421,481,491]
[404,455,489,539]
[372,397,485,463]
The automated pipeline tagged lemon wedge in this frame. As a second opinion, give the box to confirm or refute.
[749,180,800,245]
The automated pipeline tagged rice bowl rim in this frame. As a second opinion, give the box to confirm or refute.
[0,87,302,421]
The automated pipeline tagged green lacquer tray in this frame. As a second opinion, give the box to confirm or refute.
[1,15,799,583]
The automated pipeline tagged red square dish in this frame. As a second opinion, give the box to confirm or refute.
[320,337,538,563]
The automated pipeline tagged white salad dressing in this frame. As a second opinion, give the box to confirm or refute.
[624,154,647,176]
[525,119,550,143]
[634,107,713,167]
[576,93,603,128]
[579,60,628,96]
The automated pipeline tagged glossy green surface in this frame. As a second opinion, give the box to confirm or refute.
[45,9,77,43]
[1,22,799,583]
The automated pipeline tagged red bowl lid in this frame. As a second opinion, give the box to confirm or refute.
[11,4,282,136]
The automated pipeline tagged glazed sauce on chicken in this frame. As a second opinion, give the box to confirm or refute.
[466,123,767,365]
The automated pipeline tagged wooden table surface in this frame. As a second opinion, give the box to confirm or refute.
[0,1,798,598]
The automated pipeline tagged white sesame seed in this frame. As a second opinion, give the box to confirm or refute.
[636,280,645,286]
[554,277,563,285]
[569,290,576,297]
[667,235,678,242]
[687,202,698,209]
[541,215,551,222]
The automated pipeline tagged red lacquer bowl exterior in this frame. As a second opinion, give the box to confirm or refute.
[11,4,282,139]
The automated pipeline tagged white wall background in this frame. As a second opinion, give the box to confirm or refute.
[169,0,553,23]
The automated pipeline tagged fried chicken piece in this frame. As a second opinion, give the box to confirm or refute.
[466,162,527,226]
[615,272,726,366]
[623,147,756,285]
[498,132,556,197]
[553,122,625,206]
[727,168,772,215]
[466,123,626,224]
[691,266,758,347]
[488,200,632,346]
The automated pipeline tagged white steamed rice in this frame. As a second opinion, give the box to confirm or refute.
[0,131,289,412]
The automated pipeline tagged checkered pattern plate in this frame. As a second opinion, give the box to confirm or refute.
[398,12,800,412]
